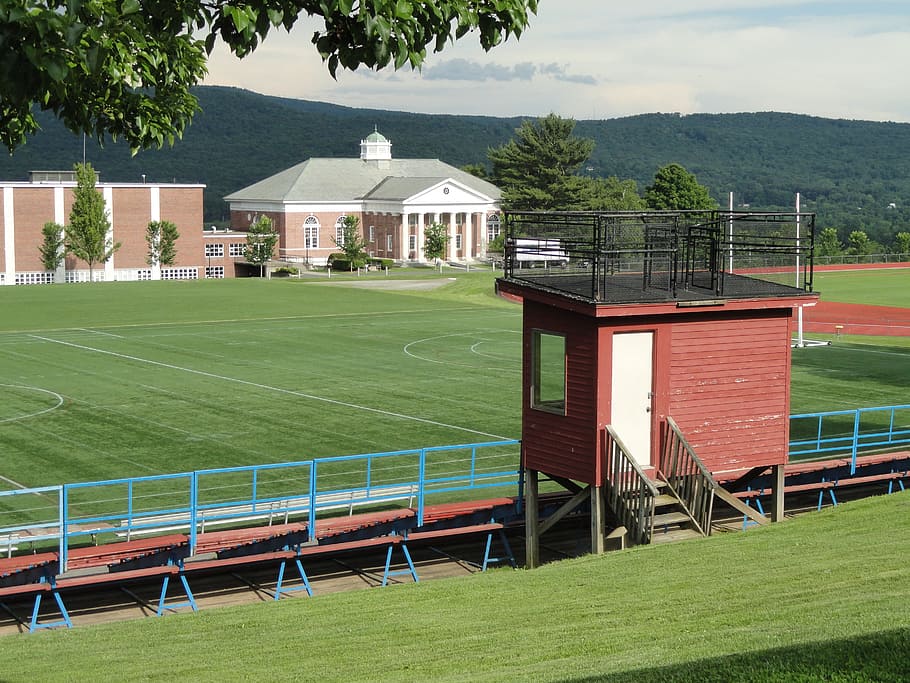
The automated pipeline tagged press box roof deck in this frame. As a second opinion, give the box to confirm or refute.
[497,209,818,493]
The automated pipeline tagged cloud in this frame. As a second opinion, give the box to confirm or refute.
[422,58,596,85]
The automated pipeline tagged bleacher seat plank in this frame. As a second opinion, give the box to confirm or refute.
[56,565,179,590]
[194,523,307,555]
[405,522,504,542]
[66,534,189,570]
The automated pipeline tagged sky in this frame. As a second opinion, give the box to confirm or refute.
[203,1,910,123]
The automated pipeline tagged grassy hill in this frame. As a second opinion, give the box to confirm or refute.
[3,491,908,681]
[2,86,909,246]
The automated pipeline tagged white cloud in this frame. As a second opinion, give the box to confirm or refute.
[202,2,910,122]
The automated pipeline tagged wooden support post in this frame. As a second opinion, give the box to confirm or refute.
[525,468,539,569]
[590,485,605,555]
[771,463,785,522]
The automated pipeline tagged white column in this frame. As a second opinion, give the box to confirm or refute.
[54,186,66,283]
[150,186,161,280]
[3,187,14,285]
[103,186,114,282]
[479,212,489,258]
[399,212,409,261]
[417,213,426,262]
[448,212,457,261]
[463,212,474,261]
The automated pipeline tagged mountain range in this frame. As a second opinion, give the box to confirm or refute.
[2,85,908,246]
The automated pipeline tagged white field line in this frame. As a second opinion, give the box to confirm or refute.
[0,384,65,424]
[29,335,510,440]
[403,330,521,371]
[3,306,500,337]
[78,328,124,339]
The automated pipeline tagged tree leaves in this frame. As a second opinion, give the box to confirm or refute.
[1,1,537,152]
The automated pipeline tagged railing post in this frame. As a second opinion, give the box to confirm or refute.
[189,472,198,555]
[308,461,317,539]
[60,485,68,572]
[417,448,427,526]
[851,409,861,475]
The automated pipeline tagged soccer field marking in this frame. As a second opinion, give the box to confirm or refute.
[0,384,65,424]
[403,331,521,371]
[470,337,522,362]
[28,335,511,441]
[78,328,124,339]
[1,305,503,337]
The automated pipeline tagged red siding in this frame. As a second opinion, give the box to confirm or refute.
[667,311,792,473]
[522,301,599,483]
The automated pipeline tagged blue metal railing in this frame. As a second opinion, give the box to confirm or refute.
[0,440,520,569]
[789,404,910,474]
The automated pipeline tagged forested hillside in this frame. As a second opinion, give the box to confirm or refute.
[2,86,909,245]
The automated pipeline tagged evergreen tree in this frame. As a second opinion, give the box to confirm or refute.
[146,220,180,267]
[423,222,451,263]
[488,114,595,210]
[38,222,65,272]
[245,215,279,277]
[644,163,718,211]
[332,215,368,270]
[65,163,120,281]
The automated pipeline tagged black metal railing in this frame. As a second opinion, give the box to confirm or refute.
[658,417,716,536]
[602,426,659,545]
[502,210,815,304]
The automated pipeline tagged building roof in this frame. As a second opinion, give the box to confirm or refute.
[224,158,500,204]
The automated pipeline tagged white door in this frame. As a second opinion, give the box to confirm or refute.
[610,332,654,468]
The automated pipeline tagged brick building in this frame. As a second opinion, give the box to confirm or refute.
[0,170,205,284]
[224,130,502,266]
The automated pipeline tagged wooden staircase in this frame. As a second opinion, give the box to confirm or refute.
[649,482,705,544]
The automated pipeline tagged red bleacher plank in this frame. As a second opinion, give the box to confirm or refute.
[0,582,51,598]
[298,536,399,556]
[405,523,504,543]
[183,550,297,573]
[836,472,907,487]
[56,565,178,590]
[0,552,58,579]
[419,497,515,522]
[314,509,415,537]
[66,534,189,570]
[194,523,307,555]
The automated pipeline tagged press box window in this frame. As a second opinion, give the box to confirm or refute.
[531,330,566,414]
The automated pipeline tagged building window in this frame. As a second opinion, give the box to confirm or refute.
[205,266,225,279]
[369,225,375,242]
[335,216,350,247]
[204,243,224,257]
[531,330,566,415]
[386,234,393,251]
[304,216,319,250]
[487,213,502,243]
[455,233,462,251]
[229,243,245,257]
[409,235,417,254]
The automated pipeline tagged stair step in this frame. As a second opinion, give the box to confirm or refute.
[653,494,678,507]
[651,511,691,527]
[650,527,704,544]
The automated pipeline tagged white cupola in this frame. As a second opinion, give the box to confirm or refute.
[360,128,392,161]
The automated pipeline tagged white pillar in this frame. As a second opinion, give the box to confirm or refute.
[103,186,114,282]
[399,212,409,261]
[463,212,474,261]
[448,212,457,261]
[54,186,66,283]
[417,213,426,262]
[150,186,162,280]
[479,212,489,258]
[3,187,14,285]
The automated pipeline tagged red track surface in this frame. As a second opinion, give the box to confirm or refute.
[795,302,910,337]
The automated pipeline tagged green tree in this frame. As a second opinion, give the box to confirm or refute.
[146,220,180,268]
[332,215,368,271]
[893,232,910,256]
[488,114,595,210]
[847,230,872,257]
[245,215,279,277]
[1,1,537,153]
[38,222,65,272]
[65,163,120,281]
[461,163,489,180]
[815,227,843,258]
[423,222,451,264]
[644,163,718,211]
[578,176,646,211]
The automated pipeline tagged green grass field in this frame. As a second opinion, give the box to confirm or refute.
[1,268,909,490]
[3,490,907,681]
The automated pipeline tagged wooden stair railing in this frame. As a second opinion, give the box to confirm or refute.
[602,426,659,545]
[658,416,716,536]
